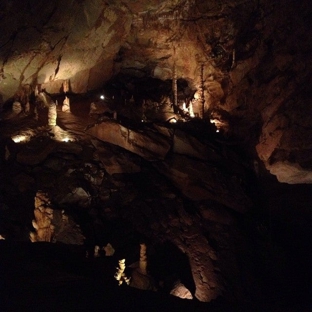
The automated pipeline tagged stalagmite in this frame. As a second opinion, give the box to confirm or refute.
[48,102,57,126]
[62,96,70,112]
[189,101,195,118]
[103,243,115,256]
[231,49,236,69]
[34,106,38,120]
[200,63,205,119]
[114,259,131,286]
[25,102,30,114]
[12,101,22,115]
[139,243,147,275]
[30,191,54,242]
[172,46,178,113]
[94,245,100,257]
[5,146,10,160]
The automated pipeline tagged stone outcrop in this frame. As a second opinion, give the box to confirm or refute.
[154,154,251,213]
[16,137,57,165]
[87,120,171,161]
[93,141,141,175]
[0,0,132,100]
[172,129,211,161]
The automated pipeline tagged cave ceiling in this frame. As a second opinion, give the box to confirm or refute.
[0,0,312,183]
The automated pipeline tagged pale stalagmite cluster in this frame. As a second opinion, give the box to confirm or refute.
[114,259,131,286]
[29,191,54,242]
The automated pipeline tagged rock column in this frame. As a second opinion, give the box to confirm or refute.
[30,191,54,242]
[48,102,57,126]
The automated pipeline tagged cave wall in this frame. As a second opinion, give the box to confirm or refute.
[1,0,312,182]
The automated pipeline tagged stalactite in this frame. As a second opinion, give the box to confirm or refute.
[63,79,69,93]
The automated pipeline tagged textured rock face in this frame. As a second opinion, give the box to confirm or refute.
[154,154,251,213]
[87,120,171,160]
[1,0,311,182]
[0,0,132,98]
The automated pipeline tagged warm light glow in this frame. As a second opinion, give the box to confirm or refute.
[169,118,177,123]
[12,135,27,143]
[100,95,105,100]
[0,234,5,240]
[182,102,187,111]
[216,129,220,133]
[51,125,76,142]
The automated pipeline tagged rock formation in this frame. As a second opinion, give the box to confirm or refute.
[30,191,54,242]
[87,120,171,161]
[115,259,131,286]
[0,1,311,310]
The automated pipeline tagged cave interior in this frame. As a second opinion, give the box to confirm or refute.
[0,0,311,311]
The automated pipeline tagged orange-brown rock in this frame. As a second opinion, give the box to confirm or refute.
[87,120,171,161]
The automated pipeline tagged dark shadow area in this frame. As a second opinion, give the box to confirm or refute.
[148,240,196,297]
[0,241,239,312]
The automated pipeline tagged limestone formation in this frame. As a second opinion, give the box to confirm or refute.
[16,137,57,165]
[94,245,100,258]
[154,155,251,213]
[139,243,147,275]
[48,102,57,126]
[30,191,54,242]
[12,101,22,115]
[63,80,69,93]
[170,281,193,300]
[89,101,114,116]
[114,259,131,286]
[103,243,115,256]
[0,1,311,309]
[62,96,70,112]
[129,243,156,291]
[87,120,171,161]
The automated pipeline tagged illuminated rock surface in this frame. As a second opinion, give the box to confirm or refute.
[0,0,311,311]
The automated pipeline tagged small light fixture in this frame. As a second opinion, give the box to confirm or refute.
[100,95,105,100]
[216,129,220,133]
[62,137,70,142]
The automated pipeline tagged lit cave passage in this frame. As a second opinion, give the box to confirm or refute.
[0,0,311,311]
